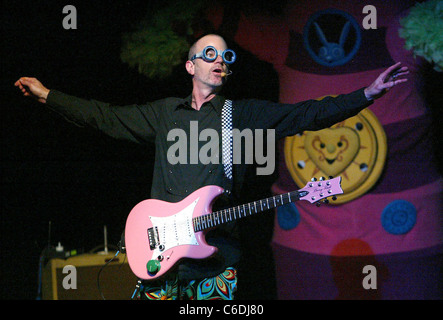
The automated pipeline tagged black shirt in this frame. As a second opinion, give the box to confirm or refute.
[46,88,372,279]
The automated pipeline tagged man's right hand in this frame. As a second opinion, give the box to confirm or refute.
[14,77,50,104]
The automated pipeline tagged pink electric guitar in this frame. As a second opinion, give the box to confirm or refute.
[125,176,343,280]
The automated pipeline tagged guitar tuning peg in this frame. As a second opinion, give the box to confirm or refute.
[316,202,322,207]
[329,176,333,179]
[311,177,317,182]
[332,196,337,201]
[323,199,329,204]
[319,177,325,181]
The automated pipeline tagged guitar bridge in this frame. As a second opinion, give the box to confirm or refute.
[147,227,159,250]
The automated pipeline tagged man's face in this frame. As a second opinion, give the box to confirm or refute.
[189,35,229,89]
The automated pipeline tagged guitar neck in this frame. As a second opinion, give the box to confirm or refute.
[193,190,307,232]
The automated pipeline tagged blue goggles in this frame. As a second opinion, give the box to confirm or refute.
[190,46,236,64]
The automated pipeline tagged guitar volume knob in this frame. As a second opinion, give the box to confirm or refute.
[147,260,161,274]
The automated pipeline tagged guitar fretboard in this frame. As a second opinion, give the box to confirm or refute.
[193,190,305,232]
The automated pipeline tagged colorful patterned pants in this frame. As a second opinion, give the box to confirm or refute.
[139,267,237,300]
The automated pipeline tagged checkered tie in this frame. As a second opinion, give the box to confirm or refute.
[221,99,233,181]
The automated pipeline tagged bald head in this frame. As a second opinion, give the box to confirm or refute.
[188,34,228,61]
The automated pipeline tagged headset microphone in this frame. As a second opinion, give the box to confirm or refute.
[221,70,233,77]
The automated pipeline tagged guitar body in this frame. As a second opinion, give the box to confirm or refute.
[125,185,225,280]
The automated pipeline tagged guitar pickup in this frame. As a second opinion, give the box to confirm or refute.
[147,227,159,250]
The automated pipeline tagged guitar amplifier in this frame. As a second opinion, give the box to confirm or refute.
[41,252,138,300]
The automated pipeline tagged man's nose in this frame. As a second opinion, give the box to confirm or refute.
[214,54,224,64]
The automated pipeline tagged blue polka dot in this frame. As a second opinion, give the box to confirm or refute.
[277,202,300,230]
[381,200,417,235]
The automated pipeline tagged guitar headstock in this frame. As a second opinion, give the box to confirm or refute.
[298,176,343,205]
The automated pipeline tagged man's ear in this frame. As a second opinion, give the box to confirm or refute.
[185,60,195,76]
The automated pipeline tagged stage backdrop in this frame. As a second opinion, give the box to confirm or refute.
[207,0,442,299]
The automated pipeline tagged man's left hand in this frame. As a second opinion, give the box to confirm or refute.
[364,62,409,100]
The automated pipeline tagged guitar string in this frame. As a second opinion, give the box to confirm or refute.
[192,191,301,232]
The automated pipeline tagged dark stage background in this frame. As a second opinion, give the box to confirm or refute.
[2,1,281,299]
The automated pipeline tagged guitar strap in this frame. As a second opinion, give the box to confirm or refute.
[221,99,233,193]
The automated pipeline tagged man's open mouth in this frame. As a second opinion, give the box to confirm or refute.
[212,68,223,75]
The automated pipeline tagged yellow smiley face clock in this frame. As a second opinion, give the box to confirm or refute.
[284,99,387,204]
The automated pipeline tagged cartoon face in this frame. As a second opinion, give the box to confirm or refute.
[284,108,387,204]
[305,127,359,177]
[318,43,345,63]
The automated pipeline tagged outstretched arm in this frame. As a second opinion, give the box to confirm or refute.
[240,63,410,139]
[364,62,409,100]
[14,76,159,143]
